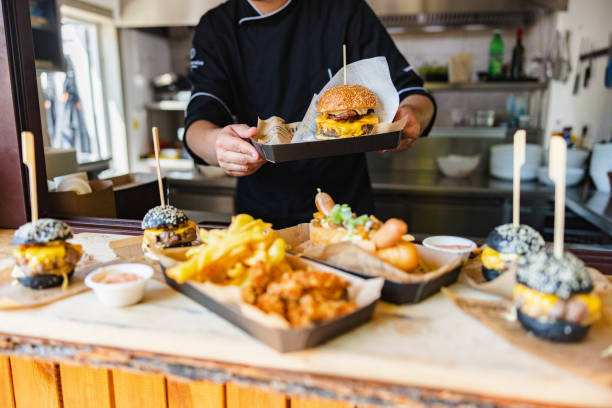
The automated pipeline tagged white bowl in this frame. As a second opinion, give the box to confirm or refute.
[544,148,589,168]
[490,144,542,167]
[85,263,154,307]
[423,236,477,261]
[490,164,538,181]
[437,155,480,178]
[537,166,585,186]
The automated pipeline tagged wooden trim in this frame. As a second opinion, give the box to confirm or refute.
[292,396,355,408]
[167,378,225,408]
[112,367,168,408]
[59,363,114,408]
[9,357,61,408]
[226,382,287,408]
[0,356,15,408]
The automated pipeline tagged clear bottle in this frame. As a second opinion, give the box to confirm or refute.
[488,29,504,77]
[510,28,525,79]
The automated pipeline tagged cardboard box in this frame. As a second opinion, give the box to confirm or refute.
[48,180,116,218]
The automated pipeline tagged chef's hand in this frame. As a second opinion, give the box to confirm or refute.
[383,105,421,153]
[215,124,266,177]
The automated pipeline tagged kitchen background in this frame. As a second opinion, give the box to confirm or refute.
[32,0,612,246]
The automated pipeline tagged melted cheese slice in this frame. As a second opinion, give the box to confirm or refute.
[14,241,82,269]
[143,221,197,242]
[481,247,505,270]
[315,114,379,138]
[513,283,602,324]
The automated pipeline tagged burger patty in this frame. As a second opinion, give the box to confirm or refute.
[157,226,197,248]
[321,124,374,138]
[326,109,374,121]
[15,245,81,276]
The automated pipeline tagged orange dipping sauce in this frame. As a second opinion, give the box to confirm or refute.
[95,269,140,284]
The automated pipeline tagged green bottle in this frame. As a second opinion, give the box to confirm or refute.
[488,29,504,77]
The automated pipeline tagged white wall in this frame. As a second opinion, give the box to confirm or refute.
[544,0,612,147]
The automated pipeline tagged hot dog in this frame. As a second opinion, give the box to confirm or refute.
[309,189,418,272]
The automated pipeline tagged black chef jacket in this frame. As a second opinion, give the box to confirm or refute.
[184,0,436,229]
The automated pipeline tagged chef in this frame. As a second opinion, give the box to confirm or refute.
[184,0,436,228]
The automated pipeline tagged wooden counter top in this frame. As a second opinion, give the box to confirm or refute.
[0,231,611,407]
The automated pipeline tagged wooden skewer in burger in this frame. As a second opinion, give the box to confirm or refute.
[141,128,199,259]
[310,189,418,272]
[12,132,82,290]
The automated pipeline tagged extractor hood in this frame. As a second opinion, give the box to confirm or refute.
[366,0,568,31]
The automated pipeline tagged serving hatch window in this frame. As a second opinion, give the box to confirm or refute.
[39,17,110,164]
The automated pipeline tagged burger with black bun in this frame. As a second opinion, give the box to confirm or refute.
[142,205,199,259]
[12,219,82,290]
[514,249,601,342]
[315,84,379,140]
[481,224,545,281]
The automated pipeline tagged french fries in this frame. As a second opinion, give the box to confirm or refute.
[166,214,288,285]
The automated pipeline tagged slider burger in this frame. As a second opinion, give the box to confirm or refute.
[315,84,379,140]
[481,224,545,281]
[12,219,82,290]
[514,249,601,342]
[310,189,418,272]
[142,205,199,259]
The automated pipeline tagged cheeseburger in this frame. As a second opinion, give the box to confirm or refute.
[514,249,601,342]
[315,84,379,140]
[12,219,82,290]
[481,224,544,281]
[142,205,199,258]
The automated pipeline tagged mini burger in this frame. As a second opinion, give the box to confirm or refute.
[514,250,601,342]
[481,224,545,281]
[315,84,379,140]
[311,189,418,272]
[12,219,82,290]
[141,205,199,258]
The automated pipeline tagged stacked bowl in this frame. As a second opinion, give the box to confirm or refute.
[489,144,542,180]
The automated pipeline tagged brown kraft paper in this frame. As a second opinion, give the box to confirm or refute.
[277,223,462,283]
[443,287,612,387]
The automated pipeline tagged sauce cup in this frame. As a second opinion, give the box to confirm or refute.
[422,236,477,262]
[85,263,154,307]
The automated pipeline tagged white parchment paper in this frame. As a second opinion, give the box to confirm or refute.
[292,57,400,143]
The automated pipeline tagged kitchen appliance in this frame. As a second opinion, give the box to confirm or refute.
[590,143,612,192]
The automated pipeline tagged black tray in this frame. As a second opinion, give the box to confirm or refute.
[252,130,401,163]
[161,260,379,352]
[295,255,462,305]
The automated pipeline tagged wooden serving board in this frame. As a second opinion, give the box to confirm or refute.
[0,232,611,407]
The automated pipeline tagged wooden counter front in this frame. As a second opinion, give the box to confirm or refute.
[0,231,611,407]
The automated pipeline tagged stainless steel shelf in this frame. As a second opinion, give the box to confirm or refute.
[425,82,548,92]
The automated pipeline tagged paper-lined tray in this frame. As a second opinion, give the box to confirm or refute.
[278,224,463,304]
[159,254,383,352]
[252,57,406,163]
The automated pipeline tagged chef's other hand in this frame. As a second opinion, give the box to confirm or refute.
[383,105,421,153]
[215,124,266,177]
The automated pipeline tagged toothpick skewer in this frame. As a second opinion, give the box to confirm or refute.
[21,132,38,221]
[512,130,526,228]
[152,127,165,206]
[343,44,347,85]
[549,137,567,259]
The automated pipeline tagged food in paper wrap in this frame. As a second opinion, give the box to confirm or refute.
[254,57,404,145]
[161,214,382,328]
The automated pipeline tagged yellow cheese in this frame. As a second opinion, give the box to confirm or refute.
[316,114,379,138]
[513,283,601,324]
[481,247,505,270]
[14,241,82,269]
[143,221,197,240]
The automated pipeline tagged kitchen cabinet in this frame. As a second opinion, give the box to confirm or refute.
[116,0,224,27]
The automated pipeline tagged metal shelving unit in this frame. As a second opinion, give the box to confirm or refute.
[425,81,547,92]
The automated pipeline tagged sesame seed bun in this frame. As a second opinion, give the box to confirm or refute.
[317,85,378,113]
[517,249,593,298]
[12,219,73,245]
[142,205,189,230]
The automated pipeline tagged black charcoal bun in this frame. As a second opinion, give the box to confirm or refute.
[12,219,73,245]
[517,249,593,298]
[516,308,590,342]
[142,205,189,230]
[486,224,545,255]
[481,265,502,281]
[18,271,74,290]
